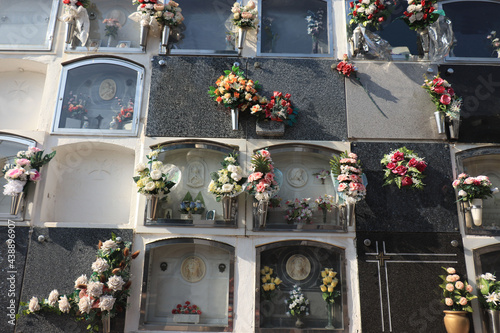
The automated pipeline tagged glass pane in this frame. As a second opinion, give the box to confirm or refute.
[261,0,329,55]
[478,248,500,274]
[443,1,500,58]
[462,154,500,230]
[169,0,235,52]
[259,244,343,329]
[56,63,138,132]
[150,147,236,226]
[144,242,231,328]
[0,0,56,50]
[0,140,30,216]
[258,148,341,230]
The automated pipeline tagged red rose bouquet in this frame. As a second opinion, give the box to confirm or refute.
[172,301,202,315]
[381,147,427,190]
[250,91,298,126]
[348,0,391,30]
[336,54,357,78]
[422,74,462,120]
[402,0,441,31]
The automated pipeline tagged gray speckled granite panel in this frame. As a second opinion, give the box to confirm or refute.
[15,228,133,333]
[0,226,29,333]
[352,142,459,232]
[246,58,347,140]
[346,62,444,140]
[146,57,347,140]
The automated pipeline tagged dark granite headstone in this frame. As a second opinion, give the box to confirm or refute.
[352,142,459,233]
[356,232,471,333]
[146,56,347,141]
[0,226,29,333]
[15,228,133,333]
[438,65,500,143]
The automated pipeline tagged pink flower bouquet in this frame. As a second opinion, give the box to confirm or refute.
[439,267,476,312]
[331,151,366,203]
[245,149,279,202]
[452,173,498,202]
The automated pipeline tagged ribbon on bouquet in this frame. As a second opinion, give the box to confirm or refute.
[61,6,90,45]
[128,12,161,37]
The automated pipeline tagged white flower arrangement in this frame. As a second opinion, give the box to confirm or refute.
[231,1,258,29]
[154,1,184,27]
[208,152,246,202]
[133,149,176,198]
[286,285,310,318]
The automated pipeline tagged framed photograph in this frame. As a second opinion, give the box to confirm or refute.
[206,210,216,220]
[116,41,131,48]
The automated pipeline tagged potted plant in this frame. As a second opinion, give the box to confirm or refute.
[3,147,56,215]
[422,73,462,136]
[172,301,202,324]
[452,173,498,227]
[252,91,298,137]
[477,272,500,333]
[439,267,476,333]
[319,268,340,329]
[208,152,246,221]
[230,1,258,55]
[286,285,310,328]
[154,0,184,47]
[133,149,176,221]
[380,147,427,190]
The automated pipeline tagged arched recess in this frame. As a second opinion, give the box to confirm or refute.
[140,237,235,331]
[40,142,134,224]
[256,240,347,332]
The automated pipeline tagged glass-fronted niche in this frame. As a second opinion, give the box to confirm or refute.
[168,0,238,55]
[140,238,234,331]
[456,147,500,235]
[52,58,143,135]
[254,144,344,232]
[258,0,332,56]
[256,241,347,332]
[0,0,58,51]
[145,141,239,227]
[65,0,143,52]
[0,135,35,220]
[443,1,500,60]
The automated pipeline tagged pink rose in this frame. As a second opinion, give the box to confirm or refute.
[433,77,444,86]
[29,147,41,153]
[256,182,267,193]
[6,168,24,179]
[459,297,468,306]
[455,281,464,290]
[350,174,360,182]
[248,172,263,182]
[446,267,456,274]
[16,158,30,167]
[440,94,451,105]
[445,298,454,306]
[29,170,41,182]
[338,183,347,192]
[452,180,460,188]
[259,150,270,159]
[348,153,357,159]
[264,173,274,183]
[391,151,404,162]
[458,173,467,179]
[337,174,349,182]
[433,85,445,94]
[386,162,396,170]
[466,285,473,293]
[445,283,454,292]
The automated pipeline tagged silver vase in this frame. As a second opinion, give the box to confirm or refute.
[65,20,75,44]
[148,196,160,221]
[162,25,171,46]
[485,309,500,333]
[237,28,246,56]
[416,27,430,59]
[461,201,473,228]
[222,196,236,221]
[102,315,111,333]
[256,200,269,227]
[434,111,445,134]
[231,108,239,131]
[10,192,24,215]
[346,203,355,227]
[140,25,149,48]
[448,117,460,139]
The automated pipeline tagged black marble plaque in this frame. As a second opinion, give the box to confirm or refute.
[352,142,459,233]
[438,64,500,143]
[0,226,29,333]
[146,56,347,141]
[15,228,133,333]
[356,232,471,333]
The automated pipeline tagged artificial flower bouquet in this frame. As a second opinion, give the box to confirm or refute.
[208,64,264,112]
[320,268,340,304]
[336,54,357,78]
[172,301,202,315]
[439,267,476,312]
[132,0,157,17]
[246,149,279,202]
[2,147,56,196]
[402,0,441,31]
[306,9,324,38]
[231,1,258,29]
[133,150,176,198]
[64,91,88,119]
[422,74,462,120]
[477,273,500,310]
[114,98,134,127]
[103,18,121,38]
[381,147,427,190]
[20,234,139,333]
[154,0,184,27]
[286,285,310,318]
[315,195,336,213]
[331,151,366,203]
[251,91,298,126]
[179,191,205,215]
[261,266,282,300]
[284,198,316,224]
[348,0,391,30]
[452,173,498,202]
[487,31,500,58]
[313,169,330,184]
[208,152,246,202]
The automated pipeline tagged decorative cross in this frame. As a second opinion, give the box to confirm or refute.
[374,252,391,268]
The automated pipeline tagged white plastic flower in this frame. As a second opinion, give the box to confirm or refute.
[150,170,163,180]
[101,239,118,253]
[107,275,126,291]
[481,273,497,281]
[74,274,88,288]
[78,296,92,314]
[29,297,40,312]
[91,257,110,273]
[58,295,71,313]
[48,289,59,307]
[99,295,116,311]
[135,163,147,172]
[87,281,104,298]
[145,181,156,191]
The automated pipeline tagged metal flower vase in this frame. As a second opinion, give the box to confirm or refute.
[237,28,247,56]
[222,196,236,221]
[140,25,149,49]
[255,200,269,227]
[65,20,75,44]
[162,25,171,46]
[10,192,24,215]
[435,111,445,134]
[443,310,470,333]
[295,315,305,328]
[417,27,430,59]
[470,198,483,226]
[102,315,111,333]
[448,117,460,140]
[461,201,473,228]
[231,108,239,130]
[485,309,500,333]
[325,303,335,329]
[148,196,160,221]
